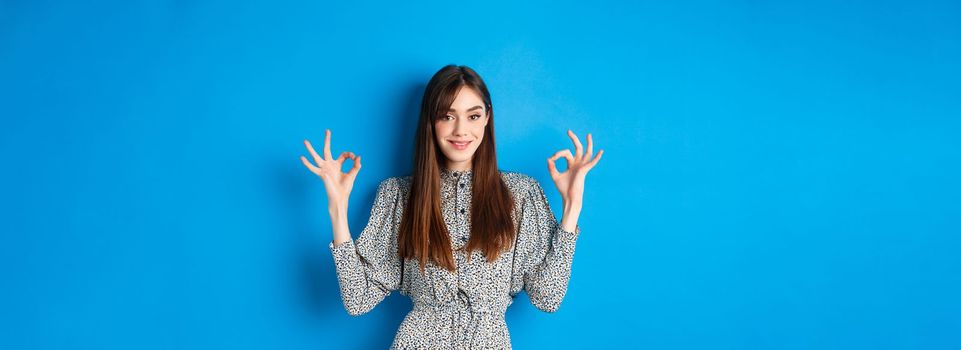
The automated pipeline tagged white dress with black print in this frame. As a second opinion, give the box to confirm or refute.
[329,167,581,349]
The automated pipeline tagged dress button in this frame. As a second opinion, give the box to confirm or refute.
[460,208,465,214]
[459,183,464,188]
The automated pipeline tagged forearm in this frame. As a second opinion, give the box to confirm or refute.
[328,204,390,316]
[328,236,389,316]
[329,204,351,246]
[560,200,581,233]
[526,218,580,312]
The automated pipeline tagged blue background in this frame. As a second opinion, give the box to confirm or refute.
[2,0,959,349]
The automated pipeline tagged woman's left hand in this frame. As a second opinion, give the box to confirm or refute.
[547,130,604,210]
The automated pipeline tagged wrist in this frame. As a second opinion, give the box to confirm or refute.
[560,201,581,233]
[562,200,582,215]
[328,203,348,217]
[329,210,351,246]
[559,216,579,233]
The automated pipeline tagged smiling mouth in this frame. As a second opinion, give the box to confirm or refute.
[449,140,471,150]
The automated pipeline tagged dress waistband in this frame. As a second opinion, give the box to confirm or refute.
[412,293,510,316]
[412,291,513,348]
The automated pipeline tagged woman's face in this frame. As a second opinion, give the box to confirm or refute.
[434,86,489,171]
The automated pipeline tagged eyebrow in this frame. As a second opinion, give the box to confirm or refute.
[448,105,484,113]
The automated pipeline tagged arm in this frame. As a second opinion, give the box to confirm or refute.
[328,178,403,316]
[523,129,602,312]
[522,178,581,313]
[299,130,401,316]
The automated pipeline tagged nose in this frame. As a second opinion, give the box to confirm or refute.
[454,117,469,136]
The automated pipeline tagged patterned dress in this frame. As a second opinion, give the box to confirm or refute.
[329,167,581,349]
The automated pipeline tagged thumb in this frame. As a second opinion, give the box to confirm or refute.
[347,155,362,179]
[547,157,560,178]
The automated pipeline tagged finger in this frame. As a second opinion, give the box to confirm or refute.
[567,129,583,158]
[323,129,333,160]
[347,155,362,179]
[556,149,575,163]
[547,156,560,178]
[548,149,575,172]
[304,139,323,165]
[586,149,604,169]
[343,152,357,170]
[336,151,349,165]
[585,133,594,159]
[300,155,319,174]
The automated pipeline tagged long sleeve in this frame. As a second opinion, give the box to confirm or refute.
[515,176,581,313]
[328,177,403,316]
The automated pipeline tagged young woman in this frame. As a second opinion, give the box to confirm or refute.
[299,65,603,349]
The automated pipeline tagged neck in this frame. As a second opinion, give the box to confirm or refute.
[444,161,472,172]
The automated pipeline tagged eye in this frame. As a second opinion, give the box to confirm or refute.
[442,115,453,121]
[470,114,481,120]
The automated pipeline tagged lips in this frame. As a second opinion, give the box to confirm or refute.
[448,140,471,150]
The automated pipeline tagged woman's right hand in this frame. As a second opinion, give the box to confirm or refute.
[300,129,362,213]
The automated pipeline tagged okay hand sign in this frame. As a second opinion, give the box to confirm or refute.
[300,129,361,211]
[547,130,603,208]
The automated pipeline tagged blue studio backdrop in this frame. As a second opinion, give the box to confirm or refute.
[2,0,959,349]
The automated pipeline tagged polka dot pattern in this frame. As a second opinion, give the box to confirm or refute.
[329,167,581,349]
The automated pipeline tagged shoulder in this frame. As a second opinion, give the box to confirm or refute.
[383,175,408,186]
[395,175,412,189]
[497,169,542,196]
[372,176,408,197]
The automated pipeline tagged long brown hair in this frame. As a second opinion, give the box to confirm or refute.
[398,65,517,273]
